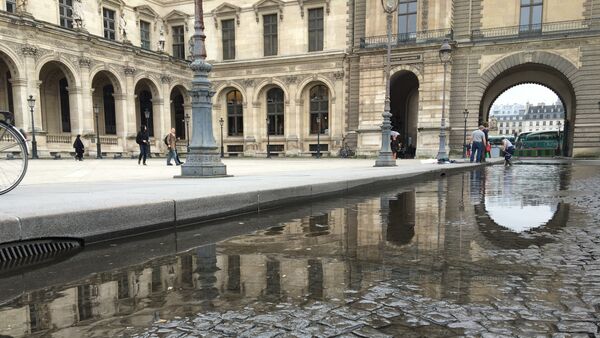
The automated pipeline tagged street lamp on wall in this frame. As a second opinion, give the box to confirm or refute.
[462,109,469,158]
[144,108,151,157]
[374,0,399,167]
[266,117,271,158]
[27,95,38,159]
[219,117,224,158]
[94,104,102,159]
[436,39,452,162]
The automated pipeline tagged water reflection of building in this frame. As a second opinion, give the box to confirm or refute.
[0,168,571,336]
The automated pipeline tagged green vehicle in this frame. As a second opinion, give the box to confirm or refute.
[487,135,515,146]
[514,131,562,157]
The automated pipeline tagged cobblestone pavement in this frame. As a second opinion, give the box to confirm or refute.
[129,164,600,338]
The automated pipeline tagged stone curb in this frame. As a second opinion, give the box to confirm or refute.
[0,162,488,245]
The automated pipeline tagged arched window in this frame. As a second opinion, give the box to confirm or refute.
[309,85,328,134]
[267,88,284,135]
[227,90,243,136]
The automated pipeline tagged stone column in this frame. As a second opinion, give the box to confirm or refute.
[113,93,128,150]
[21,45,42,133]
[78,58,93,135]
[123,66,137,139]
[152,98,165,153]
[8,78,28,129]
[67,86,83,136]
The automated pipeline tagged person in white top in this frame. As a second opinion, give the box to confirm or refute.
[470,126,486,163]
[501,138,515,166]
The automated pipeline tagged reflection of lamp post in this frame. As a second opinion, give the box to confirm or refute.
[436,39,452,162]
[27,95,38,159]
[94,104,102,159]
[184,113,190,152]
[557,120,562,156]
[462,109,469,158]
[375,0,398,167]
[266,117,271,158]
[219,117,224,158]
[144,108,151,158]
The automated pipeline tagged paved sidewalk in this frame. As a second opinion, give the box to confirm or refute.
[1,158,484,244]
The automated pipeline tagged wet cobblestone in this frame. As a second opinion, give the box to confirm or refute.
[128,166,600,337]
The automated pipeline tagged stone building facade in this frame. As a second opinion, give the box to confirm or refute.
[2,0,600,158]
[0,0,195,158]
[351,0,600,157]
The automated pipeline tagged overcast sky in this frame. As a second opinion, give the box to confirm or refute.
[492,84,560,106]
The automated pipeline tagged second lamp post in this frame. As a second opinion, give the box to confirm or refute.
[266,117,271,158]
[436,39,452,162]
[94,104,102,159]
[27,95,39,159]
[219,117,224,158]
[462,109,469,158]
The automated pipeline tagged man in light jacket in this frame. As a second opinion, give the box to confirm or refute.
[166,128,183,166]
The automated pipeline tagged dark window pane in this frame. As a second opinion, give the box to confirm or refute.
[140,21,151,50]
[222,19,236,60]
[59,0,73,28]
[267,88,284,135]
[309,85,328,134]
[172,25,185,59]
[308,8,324,52]
[103,8,116,40]
[227,90,243,136]
[263,14,278,56]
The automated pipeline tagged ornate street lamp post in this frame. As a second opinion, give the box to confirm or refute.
[144,108,151,157]
[462,109,469,158]
[266,117,271,158]
[184,113,191,152]
[219,117,224,158]
[316,114,321,158]
[94,104,102,159]
[436,39,452,162]
[179,0,227,177]
[375,0,398,167]
[27,95,38,159]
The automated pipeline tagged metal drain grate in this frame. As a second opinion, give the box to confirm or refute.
[0,238,83,272]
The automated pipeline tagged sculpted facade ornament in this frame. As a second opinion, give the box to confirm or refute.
[123,66,136,76]
[79,58,92,68]
[253,0,284,22]
[161,75,173,84]
[241,79,255,87]
[211,3,241,28]
[21,45,37,57]
[283,75,298,85]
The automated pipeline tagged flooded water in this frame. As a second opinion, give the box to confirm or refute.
[1,164,600,337]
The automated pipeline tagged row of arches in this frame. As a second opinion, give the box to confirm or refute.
[0,50,190,155]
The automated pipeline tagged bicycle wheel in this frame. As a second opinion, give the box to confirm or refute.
[0,123,28,194]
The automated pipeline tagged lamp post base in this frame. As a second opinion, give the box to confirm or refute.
[178,151,228,178]
[374,152,396,167]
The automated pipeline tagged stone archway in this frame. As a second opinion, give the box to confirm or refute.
[476,52,578,156]
[170,85,188,140]
[38,61,78,136]
[134,78,160,137]
[91,70,123,137]
[390,70,420,158]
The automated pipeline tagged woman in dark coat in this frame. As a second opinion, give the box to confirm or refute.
[390,135,400,160]
[73,134,84,161]
[136,125,149,165]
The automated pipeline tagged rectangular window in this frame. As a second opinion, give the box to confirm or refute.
[6,0,16,13]
[59,0,73,28]
[263,14,278,56]
[172,25,185,59]
[222,19,236,60]
[520,0,543,33]
[308,8,324,52]
[140,21,151,50]
[103,8,116,40]
[398,0,417,41]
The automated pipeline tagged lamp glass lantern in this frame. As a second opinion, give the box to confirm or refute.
[439,39,452,63]
[27,95,35,110]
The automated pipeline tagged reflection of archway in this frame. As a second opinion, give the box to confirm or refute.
[91,71,122,135]
[135,79,159,137]
[39,61,76,134]
[170,85,187,139]
[386,190,416,246]
[390,71,419,158]
[479,61,576,156]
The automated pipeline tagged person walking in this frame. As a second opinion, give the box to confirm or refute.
[501,137,515,166]
[482,122,492,161]
[470,126,486,163]
[73,134,84,161]
[136,125,149,165]
[166,128,183,166]
[390,135,399,160]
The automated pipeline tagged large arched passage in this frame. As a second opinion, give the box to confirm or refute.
[38,61,77,135]
[390,71,419,158]
[170,85,188,140]
[135,79,159,137]
[91,71,122,136]
[0,54,17,116]
[479,63,576,156]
